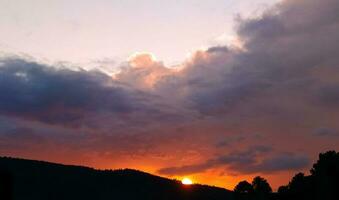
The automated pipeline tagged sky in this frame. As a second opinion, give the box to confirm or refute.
[0,0,339,190]
[0,0,278,66]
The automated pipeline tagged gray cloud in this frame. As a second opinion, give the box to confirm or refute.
[0,58,131,124]
[215,135,246,148]
[158,146,271,175]
[0,58,190,129]
[231,153,310,174]
[158,146,309,176]
[313,127,339,137]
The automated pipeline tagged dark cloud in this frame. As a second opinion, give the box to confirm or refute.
[232,153,310,174]
[158,162,213,176]
[0,59,130,124]
[158,146,309,176]
[313,127,339,137]
[0,58,190,129]
[314,84,339,106]
[215,135,246,148]
[158,146,270,175]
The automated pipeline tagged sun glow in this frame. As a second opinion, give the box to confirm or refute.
[181,178,193,185]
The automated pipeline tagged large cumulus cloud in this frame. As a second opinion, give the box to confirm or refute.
[154,0,339,117]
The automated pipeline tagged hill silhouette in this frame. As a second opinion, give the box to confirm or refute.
[0,157,234,200]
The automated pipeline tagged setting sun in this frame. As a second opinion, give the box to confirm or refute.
[182,178,193,185]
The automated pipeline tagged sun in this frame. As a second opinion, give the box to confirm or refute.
[181,178,193,185]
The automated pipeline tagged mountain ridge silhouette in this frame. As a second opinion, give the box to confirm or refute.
[0,156,233,200]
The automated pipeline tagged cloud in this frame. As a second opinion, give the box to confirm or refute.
[117,52,174,89]
[171,0,339,116]
[158,146,309,176]
[0,58,131,126]
[215,135,246,148]
[313,127,339,137]
[158,146,268,175]
[0,58,191,129]
[158,162,213,176]
[241,153,310,173]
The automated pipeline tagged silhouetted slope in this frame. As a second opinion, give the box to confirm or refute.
[0,157,234,200]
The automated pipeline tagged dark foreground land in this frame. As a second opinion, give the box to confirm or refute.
[0,150,338,200]
[0,157,233,200]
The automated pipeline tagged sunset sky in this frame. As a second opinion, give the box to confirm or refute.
[0,0,339,190]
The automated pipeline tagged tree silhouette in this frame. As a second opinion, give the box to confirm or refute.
[311,151,339,176]
[310,151,339,200]
[287,172,314,200]
[0,170,12,200]
[252,176,272,194]
[277,185,288,194]
[276,151,339,200]
[288,173,307,192]
[234,180,253,194]
[233,177,273,200]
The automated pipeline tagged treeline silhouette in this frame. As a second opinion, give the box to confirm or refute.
[0,151,338,200]
[233,151,338,200]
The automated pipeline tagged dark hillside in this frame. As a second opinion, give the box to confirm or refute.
[0,157,234,200]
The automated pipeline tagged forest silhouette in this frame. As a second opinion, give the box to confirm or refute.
[0,150,338,200]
